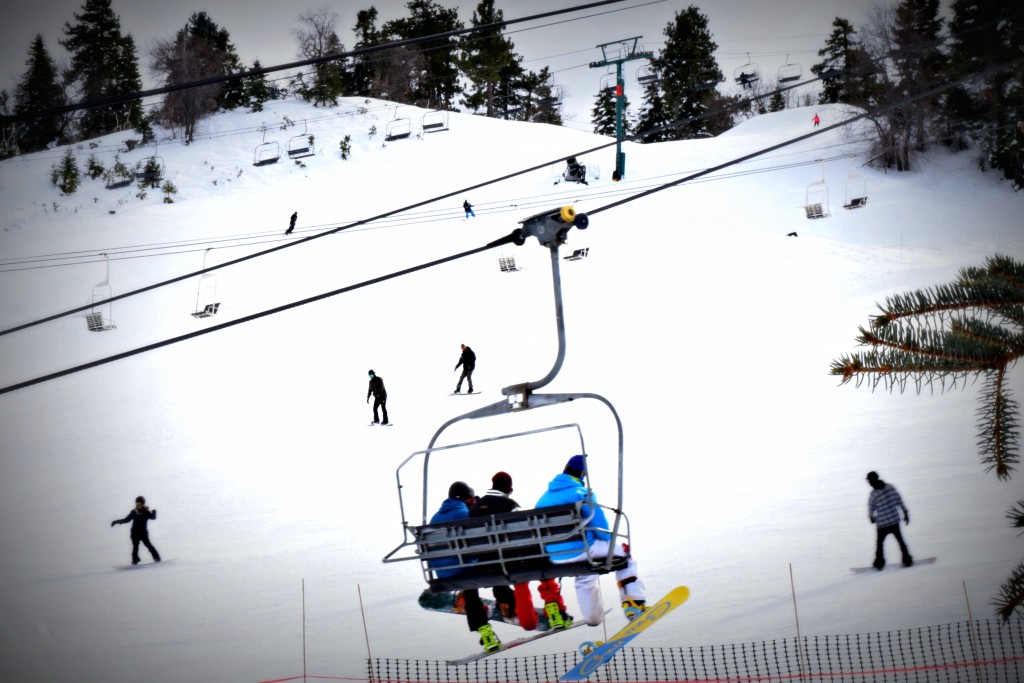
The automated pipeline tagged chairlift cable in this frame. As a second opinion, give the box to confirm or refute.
[2,57,1019,394]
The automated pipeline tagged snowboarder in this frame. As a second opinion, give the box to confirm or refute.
[867,471,912,570]
[536,455,646,625]
[429,481,504,652]
[111,496,161,565]
[454,344,476,393]
[366,369,389,425]
[285,211,297,235]
[463,200,475,218]
[812,113,820,127]
[472,472,572,632]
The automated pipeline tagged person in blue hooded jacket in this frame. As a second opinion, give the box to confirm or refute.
[429,481,505,653]
[536,455,646,625]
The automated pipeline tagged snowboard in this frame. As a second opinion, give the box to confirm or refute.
[447,617,589,665]
[368,422,394,427]
[115,559,174,570]
[419,589,555,631]
[851,556,936,574]
[560,585,690,682]
[450,391,481,396]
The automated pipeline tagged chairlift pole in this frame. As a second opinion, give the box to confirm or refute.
[589,37,652,182]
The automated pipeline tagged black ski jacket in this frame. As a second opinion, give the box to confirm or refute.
[113,508,157,533]
[455,346,476,370]
[470,490,518,517]
[367,375,387,400]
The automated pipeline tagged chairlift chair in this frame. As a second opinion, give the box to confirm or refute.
[843,163,868,209]
[734,53,760,89]
[384,118,412,143]
[253,128,281,166]
[498,255,521,273]
[134,155,163,185]
[421,110,449,133]
[86,253,116,332]
[637,65,660,86]
[778,56,802,83]
[599,72,618,95]
[191,248,221,318]
[287,120,315,160]
[804,160,830,219]
[383,205,633,593]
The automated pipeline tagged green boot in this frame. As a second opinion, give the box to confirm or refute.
[477,623,501,653]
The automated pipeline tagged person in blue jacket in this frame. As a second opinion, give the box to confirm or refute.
[429,481,503,653]
[536,455,646,625]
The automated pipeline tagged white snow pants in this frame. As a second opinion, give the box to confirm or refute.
[552,540,645,626]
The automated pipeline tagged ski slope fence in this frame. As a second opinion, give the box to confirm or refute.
[368,619,1024,682]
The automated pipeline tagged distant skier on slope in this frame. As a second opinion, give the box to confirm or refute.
[286,211,297,235]
[366,369,389,425]
[463,200,475,218]
[454,344,476,393]
[111,496,161,565]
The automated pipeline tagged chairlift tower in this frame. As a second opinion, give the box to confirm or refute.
[589,36,653,182]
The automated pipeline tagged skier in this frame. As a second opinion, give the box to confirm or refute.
[366,370,389,425]
[285,211,297,235]
[454,343,476,393]
[463,200,475,218]
[111,496,161,565]
[812,113,820,127]
[471,472,572,632]
[536,455,646,625]
[867,471,912,570]
[429,481,504,652]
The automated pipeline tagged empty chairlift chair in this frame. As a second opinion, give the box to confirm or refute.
[385,117,412,142]
[805,160,830,219]
[191,248,221,318]
[844,166,868,209]
[253,128,281,167]
[777,56,802,84]
[287,120,315,160]
[421,110,449,134]
[86,253,116,332]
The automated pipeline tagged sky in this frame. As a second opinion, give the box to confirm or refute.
[0,0,882,128]
[0,86,1022,682]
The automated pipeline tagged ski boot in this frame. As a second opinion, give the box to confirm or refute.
[477,623,501,653]
[544,602,568,630]
[622,598,648,622]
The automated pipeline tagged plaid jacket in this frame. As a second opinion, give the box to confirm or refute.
[869,483,907,527]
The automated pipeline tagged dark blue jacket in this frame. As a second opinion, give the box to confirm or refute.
[429,498,470,578]
[113,508,157,534]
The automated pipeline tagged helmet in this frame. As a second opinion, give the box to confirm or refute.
[368,369,375,376]
[448,481,474,501]
[135,496,146,504]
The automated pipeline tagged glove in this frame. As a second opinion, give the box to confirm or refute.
[110,521,116,527]
[904,512,910,525]
[366,396,370,403]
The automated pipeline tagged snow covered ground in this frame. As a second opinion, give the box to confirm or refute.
[0,98,1022,683]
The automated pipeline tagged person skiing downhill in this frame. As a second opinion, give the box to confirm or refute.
[366,370,389,424]
[454,344,476,393]
[536,455,646,625]
[111,496,161,565]
[867,471,912,570]
[812,113,820,127]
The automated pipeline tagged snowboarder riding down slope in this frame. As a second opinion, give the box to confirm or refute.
[454,344,475,393]
[463,200,475,218]
[867,471,912,570]
[367,370,389,425]
[111,496,161,565]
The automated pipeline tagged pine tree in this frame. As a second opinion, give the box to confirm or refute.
[636,6,724,142]
[350,8,383,98]
[60,0,143,139]
[947,0,1024,189]
[244,60,272,112]
[812,18,876,107]
[382,0,464,108]
[14,35,66,153]
[590,88,630,137]
[50,148,80,195]
[832,253,1024,618]
[457,0,521,117]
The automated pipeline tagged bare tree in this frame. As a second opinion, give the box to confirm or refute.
[292,7,347,106]
[149,35,219,143]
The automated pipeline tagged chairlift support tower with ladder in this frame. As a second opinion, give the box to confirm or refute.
[383,206,635,592]
[589,37,653,182]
